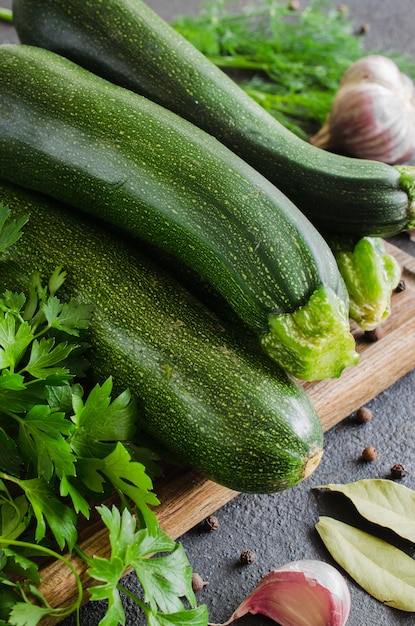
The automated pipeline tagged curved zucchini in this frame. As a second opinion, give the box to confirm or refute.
[11,0,415,237]
[0,44,358,381]
[0,180,324,493]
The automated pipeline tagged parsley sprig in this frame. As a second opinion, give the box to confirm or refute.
[0,204,208,626]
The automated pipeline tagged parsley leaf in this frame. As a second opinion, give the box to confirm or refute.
[18,477,78,551]
[0,203,28,255]
[23,337,75,381]
[17,405,75,481]
[70,378,137,458]
[77,443,159,532]
[43,295,92,337]
[0,316,33,371]
[0,215,206,626]
[87,506,208,626]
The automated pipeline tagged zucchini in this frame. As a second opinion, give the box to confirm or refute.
[0,180,324,493]
[11,0,415,237]
[0,43,358,381]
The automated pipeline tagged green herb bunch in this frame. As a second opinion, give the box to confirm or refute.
[173,0,415,138]
[0,205,208,626]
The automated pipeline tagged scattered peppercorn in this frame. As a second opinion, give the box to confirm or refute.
[357,23,370,35]
[191,573,208,593]
[204,515,219,532]
[364,327,382,342]
[390,463,408,479]
[362,445,377,462]
[395,279,406,293]
[240,549,256,565]
[355,406,373,424]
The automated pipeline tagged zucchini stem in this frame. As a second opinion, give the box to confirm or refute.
[0,8,12,23]
[261,285,359,380]
[332,236,402,331]
[396,165,415,229]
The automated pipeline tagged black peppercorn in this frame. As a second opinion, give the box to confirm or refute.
[355,407,373,424]
[390,463,408,479]
[362,445,377,462]
[204,515,219,531]
[240,549,255,564]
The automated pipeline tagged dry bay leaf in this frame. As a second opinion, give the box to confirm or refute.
[314,479,415,543]
[316,516,415,612]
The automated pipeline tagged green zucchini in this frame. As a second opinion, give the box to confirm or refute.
[0,180,324,493]
[11,0,415,237]
[0,43,358,381]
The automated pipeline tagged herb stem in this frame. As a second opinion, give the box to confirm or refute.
[117,582,149,612]
[0,469,21,486]
[0,536,83,616]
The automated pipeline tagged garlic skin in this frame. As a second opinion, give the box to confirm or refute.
[310,55,415,164]
[211,559,351,626]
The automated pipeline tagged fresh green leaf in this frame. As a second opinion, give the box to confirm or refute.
[46,382,78,413]
[94,443,159,530]
[0,371,25,391]
[316,516,415,611]
[17,405,75,481]
[59,474,91,519]
[0,316,33,371]
[96,506,194,612]
[134,541,196,613]
[146,606,209,626]
[43,296,92,336]
[316,479,415,543]
[88,554,127,624]
[0,548,40,585]
[0,430,21,475]
[0,385,51,414]
[88,506,206,626]
[7,602,54,626]
[0,204,28,255]
[0,494,30,541]
[0,584,22,623]
[70,378,137,458]
[47,266,67,297]
[24,337,75,380]
[0,239,195,626]
[18,477,77,551]
[0,291,26,316]
[75,456,107,494]
[76,443,159,532]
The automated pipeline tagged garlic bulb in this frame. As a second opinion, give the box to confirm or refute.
[310,55,415,164]
[210,559,351,626]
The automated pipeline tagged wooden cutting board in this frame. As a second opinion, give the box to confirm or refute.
[27,242,415,622]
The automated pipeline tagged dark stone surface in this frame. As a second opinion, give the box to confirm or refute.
[1,1,415,624]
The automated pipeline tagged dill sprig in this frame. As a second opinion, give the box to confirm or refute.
[173,0,415,138]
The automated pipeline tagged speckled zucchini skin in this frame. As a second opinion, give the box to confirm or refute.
[0,181,324,493]
[11,0,415,237]
[0,45,346,333]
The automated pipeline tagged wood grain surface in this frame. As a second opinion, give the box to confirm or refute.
[26,242,415,623]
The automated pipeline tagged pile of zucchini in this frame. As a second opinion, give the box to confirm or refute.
[0,0,412,493]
